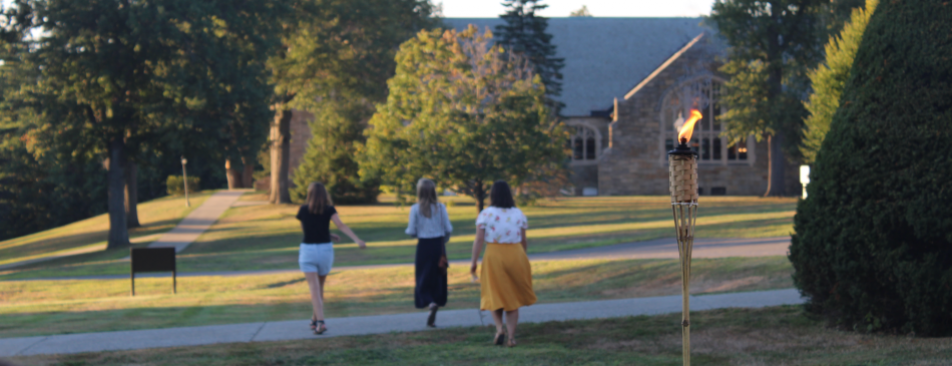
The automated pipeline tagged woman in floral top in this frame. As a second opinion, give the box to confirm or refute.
[469,180,536,347]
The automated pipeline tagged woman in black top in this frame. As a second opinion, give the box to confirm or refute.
[296,182,366,335]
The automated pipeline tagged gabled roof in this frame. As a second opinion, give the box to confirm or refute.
[444,17,715,117]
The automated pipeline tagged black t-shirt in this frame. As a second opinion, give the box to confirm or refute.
[296,205,338,244]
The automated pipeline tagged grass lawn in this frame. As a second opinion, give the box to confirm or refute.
[0,191,214,270]
[0,256,792,338]
[2,194,796,279]
[12,306,952,366]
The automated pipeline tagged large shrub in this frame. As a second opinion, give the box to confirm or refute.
[790,0,952,335]
[166,176,201,196]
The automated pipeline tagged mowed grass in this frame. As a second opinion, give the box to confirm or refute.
[0,256,793,338]
[0,191,214,270]
[2,194,796,279]
[13,306,952,366]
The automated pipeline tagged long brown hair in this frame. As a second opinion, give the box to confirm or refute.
[306,182,333,214]
[416,178,438,218]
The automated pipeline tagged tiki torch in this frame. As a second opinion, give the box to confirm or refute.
[669,108,701,366]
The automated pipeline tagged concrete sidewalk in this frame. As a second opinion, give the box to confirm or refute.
[147,190,246,253]
[8,236,791,281]
[0,288,802,357]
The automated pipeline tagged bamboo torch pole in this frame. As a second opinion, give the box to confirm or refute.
[669,110,700,366]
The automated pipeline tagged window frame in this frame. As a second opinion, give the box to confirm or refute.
[659,76,754,166]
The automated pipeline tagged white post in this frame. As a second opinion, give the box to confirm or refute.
[799,165,810,199]
[182,156,190,207]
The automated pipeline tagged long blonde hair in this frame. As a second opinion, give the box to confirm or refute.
[306,182,333,214]
[416,178,438,218]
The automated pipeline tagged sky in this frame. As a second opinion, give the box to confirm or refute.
[440,0,717,18]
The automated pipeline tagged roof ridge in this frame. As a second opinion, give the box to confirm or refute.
[622,32,706,100]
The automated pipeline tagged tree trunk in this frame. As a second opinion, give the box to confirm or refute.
[763,133,787,197]
[107,138,130,249]
[241,155,255,189]
[124,160,140,228]
[225,158,243,189]
[269,108,292,203]
[763,21,787,197]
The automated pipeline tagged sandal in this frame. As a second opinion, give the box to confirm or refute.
[309,319,318,331]
[507,338,517,348]
[314,320,327,335]
[493,332,506,346]
[427,303,438,328]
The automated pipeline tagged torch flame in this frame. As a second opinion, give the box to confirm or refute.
[677,109,703,144]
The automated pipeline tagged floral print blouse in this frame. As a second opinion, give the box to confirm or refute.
[476,206,528,244]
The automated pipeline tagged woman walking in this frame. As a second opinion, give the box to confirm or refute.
[406,178,453,327]
[469,180,536,347]
[297,182,366,335]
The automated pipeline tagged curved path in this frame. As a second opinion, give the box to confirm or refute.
[147,190,247,253]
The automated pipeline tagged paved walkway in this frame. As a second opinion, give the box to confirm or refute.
[0,191,247,271]
[10,237,790,281]
[147,190,246,253]
[0,288,802,357]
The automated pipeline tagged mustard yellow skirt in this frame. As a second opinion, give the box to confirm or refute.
[480,243,537,311]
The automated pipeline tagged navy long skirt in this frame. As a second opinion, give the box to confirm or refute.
[415,237,448,308]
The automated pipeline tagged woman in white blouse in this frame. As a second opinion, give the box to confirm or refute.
[406,178,453,327]
[469,180,536,347]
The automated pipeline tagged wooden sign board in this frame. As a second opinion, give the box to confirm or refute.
[130,247,176,296]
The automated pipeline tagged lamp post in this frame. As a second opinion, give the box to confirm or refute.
[668,108,702,366]
[181,156,190,207]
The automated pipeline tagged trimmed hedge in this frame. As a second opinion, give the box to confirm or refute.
[790,0,952,336]
[166,175,201,196]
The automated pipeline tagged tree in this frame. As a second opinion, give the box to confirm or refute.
[710,0,832,196]
[569,5,592,17]
[790,0,952,335]
[266,0,437,204]
[359,26,568,212]
[291,96,379,203]
[495,0,565,112]
[13,0,286,248]
[800,0,877,164]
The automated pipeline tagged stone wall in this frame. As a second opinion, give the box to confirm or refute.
[598,36,800,196]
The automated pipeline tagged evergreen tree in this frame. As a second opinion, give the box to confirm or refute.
[291,97,379,204]
[790,0,952,335]
[800,0,877,163]
[495,0,564,112]
[267,0,437,204]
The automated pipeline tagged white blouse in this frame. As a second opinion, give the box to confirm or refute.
[476,206,528,244]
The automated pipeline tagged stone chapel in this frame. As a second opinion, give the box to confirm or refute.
[446,17,800,196]
[282,18,800,196]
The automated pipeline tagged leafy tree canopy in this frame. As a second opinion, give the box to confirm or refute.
[3,0,288,247]
[359,26,567,211]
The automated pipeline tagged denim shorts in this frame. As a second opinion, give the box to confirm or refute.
[298,243,334,275]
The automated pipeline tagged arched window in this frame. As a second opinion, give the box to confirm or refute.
[570,125,598,161]
[661,77,749,163]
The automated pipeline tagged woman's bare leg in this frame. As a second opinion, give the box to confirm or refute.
[491,309,505,335]
[505,309,519,342]
[319,275,327,305]
[305,272,324,321]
